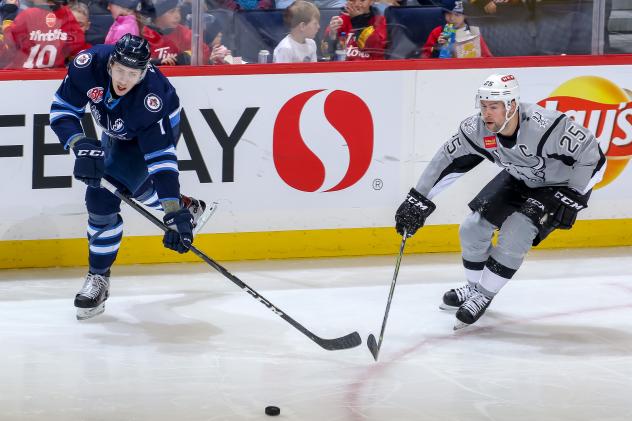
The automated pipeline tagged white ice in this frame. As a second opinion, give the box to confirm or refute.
[1,247,632,421]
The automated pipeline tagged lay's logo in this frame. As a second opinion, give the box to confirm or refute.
[538,76,632,189]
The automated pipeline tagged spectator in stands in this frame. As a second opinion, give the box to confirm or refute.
[276,0,346,8]
[69,0,92,49]
[469,0,522,15]
[143,0,230,64]
[104,0,140,44]
[69,1,91,36]
[421,0,492,58]
[273,0,319,63]
[324,0,386,60]
[207,0,273,11]
[0,0,85,68]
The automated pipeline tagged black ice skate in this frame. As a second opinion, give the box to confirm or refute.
[440,283,474,311]
[75,271,110,320]
[454,289,493,330]
[180,195,217,234]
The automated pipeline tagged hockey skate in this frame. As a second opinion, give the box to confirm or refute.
[454,289,493,330]
[440,283,474,311]
[180,195,217,234]
[75,271,110,320]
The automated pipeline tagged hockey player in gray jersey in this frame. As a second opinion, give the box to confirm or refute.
[395,73,606,329]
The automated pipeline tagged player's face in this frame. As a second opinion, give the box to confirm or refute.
[301,17,320,39]
[480,100,507,132]
[110,62,143,96]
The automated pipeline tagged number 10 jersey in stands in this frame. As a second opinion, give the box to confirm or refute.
[0,4,86,69]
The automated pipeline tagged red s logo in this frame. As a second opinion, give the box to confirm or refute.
[273,90,373,192]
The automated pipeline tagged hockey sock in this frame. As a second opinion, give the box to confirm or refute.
[88,213,123,273]
[478,257,516,296]
[463,259,485,286]
[135,187,162,211]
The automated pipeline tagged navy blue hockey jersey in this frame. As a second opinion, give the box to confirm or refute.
[50,44,182,202]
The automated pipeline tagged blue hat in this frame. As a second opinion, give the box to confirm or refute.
[441,0,464,14]
[109,0,140,10]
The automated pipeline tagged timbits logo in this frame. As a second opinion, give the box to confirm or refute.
[538,76,632,189]
[273,90,374,192]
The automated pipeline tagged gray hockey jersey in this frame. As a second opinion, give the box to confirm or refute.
[416,102,607,199]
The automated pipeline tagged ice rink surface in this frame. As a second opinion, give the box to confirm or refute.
[1,247,632,421]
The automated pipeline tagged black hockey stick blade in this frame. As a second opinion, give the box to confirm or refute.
[367,333,379,361]
[100,179,361,351]
[318,331,362,351]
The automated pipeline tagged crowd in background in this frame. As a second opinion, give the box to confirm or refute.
[0,0,602,69]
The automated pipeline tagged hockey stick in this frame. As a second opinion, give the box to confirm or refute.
[100,179,361,351]
[367,230,407,361]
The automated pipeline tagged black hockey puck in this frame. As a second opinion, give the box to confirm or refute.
[265,406,280,416]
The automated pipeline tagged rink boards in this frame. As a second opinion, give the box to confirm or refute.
[1,56,632,269]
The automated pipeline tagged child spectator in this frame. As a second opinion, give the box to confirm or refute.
[273,0,319,63]
[69,0,92,49]
[69,0,90,34]
[104,0,140,44]
[324,0,386,60]
[421,0,492,58]
[0,0,85,68]
[143,0,229,65]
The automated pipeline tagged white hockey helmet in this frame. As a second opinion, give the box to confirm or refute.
[475,73,520,109]
[476,74,520,133]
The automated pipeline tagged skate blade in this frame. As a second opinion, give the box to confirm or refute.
[453,320,471,331]
[76,303,105,320]
[193,201,218,234]
[439,303,459,311]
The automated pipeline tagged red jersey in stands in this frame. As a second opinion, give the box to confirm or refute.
[2,5,85,69]
[142,24,210,64]
[326,12,387,61]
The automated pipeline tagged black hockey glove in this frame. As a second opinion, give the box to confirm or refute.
[163,208,194,253]
[72,137,105,188]
[395,188,436,237]
[548,187,588,230]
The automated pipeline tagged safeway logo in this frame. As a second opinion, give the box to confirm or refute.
[273,90,373,192]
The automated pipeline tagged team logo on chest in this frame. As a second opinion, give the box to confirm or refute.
[110,118,124,132]
[86,87,104,103]
[74,52,92,68]
[144,94,162,112]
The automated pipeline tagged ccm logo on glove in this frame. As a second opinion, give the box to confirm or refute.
[77,149,105,157]
[553,191,586,210]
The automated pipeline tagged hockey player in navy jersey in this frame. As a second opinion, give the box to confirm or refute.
[394,74,606,329]
[50,34,211,320]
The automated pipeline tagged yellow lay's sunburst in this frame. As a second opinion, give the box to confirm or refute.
[537,76,632,189]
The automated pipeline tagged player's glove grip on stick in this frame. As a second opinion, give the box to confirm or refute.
[72,137,105,188]
[163,208,194,253]
[395,188,436,237]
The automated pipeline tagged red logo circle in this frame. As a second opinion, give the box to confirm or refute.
[45,13,56,28]
[273,90,374,192]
